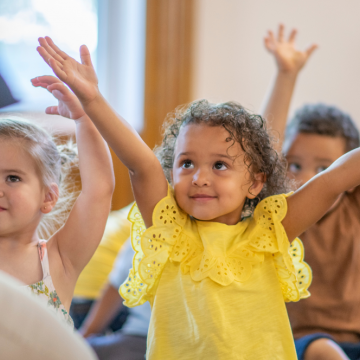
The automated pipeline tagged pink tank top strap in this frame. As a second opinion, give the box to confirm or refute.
[37,240,51,279]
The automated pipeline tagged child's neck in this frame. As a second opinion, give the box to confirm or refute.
[0,230,40,251]
[0,233,43,286]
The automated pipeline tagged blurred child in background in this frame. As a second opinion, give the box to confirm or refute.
[263,25,360,360]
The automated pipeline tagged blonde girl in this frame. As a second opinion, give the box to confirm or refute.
[38,36,360,359]
[0,74,114,325]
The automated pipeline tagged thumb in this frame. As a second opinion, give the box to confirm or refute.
[80,45,93,66]
[305,44,318,58]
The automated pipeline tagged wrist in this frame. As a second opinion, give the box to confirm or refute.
[276,68,299,79]
[81,89,103,109]
[74,113,92,124]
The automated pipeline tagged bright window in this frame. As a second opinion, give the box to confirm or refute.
[0,0,146,131]
[0,0,98,112]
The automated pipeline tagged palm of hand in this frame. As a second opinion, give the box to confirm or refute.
[272,44,307,72]
[62,58,99,105]
[54,90,84,120]
[58,95,84,120]
[37,37,99,105]
[57,100,71,119]
[264,26,317,74]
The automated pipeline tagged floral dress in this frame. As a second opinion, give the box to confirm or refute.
[120,185,312,360]
[25,241,73,327]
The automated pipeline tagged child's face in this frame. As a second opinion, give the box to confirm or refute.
[172,124,263,225]
[285,133,347,187]
[0,141,46,238]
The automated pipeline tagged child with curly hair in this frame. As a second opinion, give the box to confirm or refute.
[37,35,360,359]
[263,25,360,360]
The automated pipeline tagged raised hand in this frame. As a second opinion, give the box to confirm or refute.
[37,37,99,105]
[264,24,318,74]
[31,76,85,120]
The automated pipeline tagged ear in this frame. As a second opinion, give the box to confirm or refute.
[41,183,59,214]
[247,173,265,199]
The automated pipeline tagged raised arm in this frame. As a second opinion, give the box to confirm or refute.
[32,75,114,276]
[79,283,123,337]
[283,147,360,241]
[36,37,167,227]
[260,24,317,151]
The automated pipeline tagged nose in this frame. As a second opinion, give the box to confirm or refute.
[0,190,4,198]
[192,168,210,187]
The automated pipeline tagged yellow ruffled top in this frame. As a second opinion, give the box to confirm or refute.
[120,186,312,360]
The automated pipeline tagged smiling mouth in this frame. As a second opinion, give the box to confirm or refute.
[190,195,217,201]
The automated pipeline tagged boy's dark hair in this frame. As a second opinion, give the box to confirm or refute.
[286,104,359,152]
[154,99,292,200]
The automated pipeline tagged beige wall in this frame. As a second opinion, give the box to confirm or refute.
[192,0,360,125]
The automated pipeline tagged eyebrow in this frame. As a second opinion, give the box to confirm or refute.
[176,152,233,160]
[1,169,27,175]
[286,155,302,160]
[314,158,334,163]
[287,155,333,163]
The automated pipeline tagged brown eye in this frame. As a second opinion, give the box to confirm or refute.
[214,162,227,170]
[6,175,21,183]
[182,160,193,169]
[288,163,301,173]
[316,166,328,174]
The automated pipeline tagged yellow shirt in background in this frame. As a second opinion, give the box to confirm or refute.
[120,187,312,360]
[74,204,133,299]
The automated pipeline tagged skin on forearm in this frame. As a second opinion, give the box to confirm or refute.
[82,94,168,227]
[79,283,123,338]
[36,37,167,226]
[283,147,360,240]
[260,71,298,152]
[82,94,159,175]
[75,114,114,195]
[261,25,317,153]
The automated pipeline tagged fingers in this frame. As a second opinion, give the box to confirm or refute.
[48,57,68,82]
[47,82,72,97]
[31,78,48,88]
[278,24,284,42]
[268,30,275,44]
[305,44,318,58]
[44,36,69,60]
[80,45,93,66]
[45,105,60,115]
[31,75,62,87]
[36,45,64,73]
[38,37,64,63]
[264,30,275,51]
[288,29,297,44]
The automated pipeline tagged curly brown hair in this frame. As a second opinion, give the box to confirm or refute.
[285,103,359,153]
[154,99,292,200]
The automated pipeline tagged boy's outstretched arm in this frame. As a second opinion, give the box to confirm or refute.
[260,24,317,151]
[283,147,360,241]
[32,75,114,277]
[36,37,167,227]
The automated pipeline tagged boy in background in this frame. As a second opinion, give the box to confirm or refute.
[263,25,360,360]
